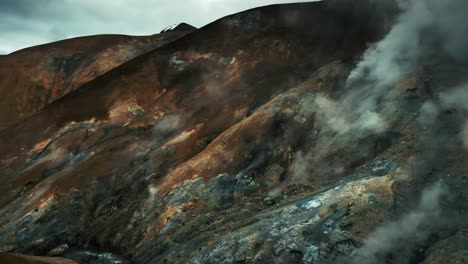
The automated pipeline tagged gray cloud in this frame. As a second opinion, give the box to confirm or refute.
[0,0,315,54]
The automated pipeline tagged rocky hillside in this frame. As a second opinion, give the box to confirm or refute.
[0,0,467,263]
[0,30,194,129]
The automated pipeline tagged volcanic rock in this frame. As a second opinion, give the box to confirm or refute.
[0,0,466,263]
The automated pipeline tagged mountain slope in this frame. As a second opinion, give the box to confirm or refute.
[0,30,194,129]
[0,1,466,263]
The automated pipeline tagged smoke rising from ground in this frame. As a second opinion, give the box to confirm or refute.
[348,0,429,88]
[339,1,468,262]
[419,83,468,150]
[284,92,387,188]
[283,0,468,190]
[349,0,468,86]
[350,182,448,264]
[344,0,468,134]
[314,94,388,134]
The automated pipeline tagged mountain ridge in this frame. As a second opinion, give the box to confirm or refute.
[0,31,194,129]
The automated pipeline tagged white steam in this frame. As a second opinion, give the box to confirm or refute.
[417,83,468,150]
[417,101,439,128]
[314,94,387,134]
[345,1,468,261]
[153,114,181,136]
[439,83,468,149]
[347,0,432,88]
[349,0,468,87]
[351,182,448,264]
[345,0,468,135]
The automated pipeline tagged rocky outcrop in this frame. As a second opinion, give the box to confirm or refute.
[0,0,466,263]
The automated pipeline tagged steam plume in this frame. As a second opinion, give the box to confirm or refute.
[350,182,448,264]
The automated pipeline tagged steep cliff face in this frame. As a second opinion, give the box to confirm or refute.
[0,1,466,264]
[0,30,194,129]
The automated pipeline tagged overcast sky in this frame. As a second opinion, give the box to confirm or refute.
[0,0,316,54]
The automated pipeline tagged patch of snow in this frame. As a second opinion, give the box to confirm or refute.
[162,23,180,33]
